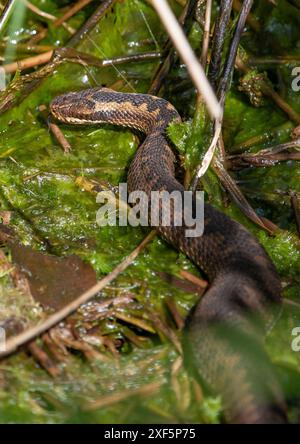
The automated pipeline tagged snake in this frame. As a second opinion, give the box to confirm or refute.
[50,87,288,424]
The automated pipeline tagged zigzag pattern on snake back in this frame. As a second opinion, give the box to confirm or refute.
[50,87,288,424]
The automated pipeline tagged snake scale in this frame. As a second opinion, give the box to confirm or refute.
[50,88,288,424]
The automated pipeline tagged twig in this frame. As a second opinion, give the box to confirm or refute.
[27,27,48,45]
[41,333,69,362]
[53,0,94,28]
[68,0,116,48]
[2,49,161,74]
[247,55,300,66]
[84,381,162,411]
[0,41,54,54]
[218,0,254,104]
[165,298,185,330]
[192,0,252,187]
[157,270,205,295]
[283,298,300,310]
[23,0,59,21]
[114,312,156,333]
[212,158,278,233]
[232,0,260,32]
[147,310,182,353]
[193,0,298,191]
[148,0,197,95]
[151,0,222,121]
[26,341,61,378]
[291,193,300,238]
[229,140,300,167]
[179,269,207,289]
[200,0,212,67]
[208,0,233,91]
[261,83,300,126]
[3,50,54,73]
[231,122,293,152]
[23,0,75,34]
[232,152,300,167]
[0,49,161,115]
[39,105,72,153]
[0,230,156,359]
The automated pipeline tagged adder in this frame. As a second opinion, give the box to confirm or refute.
[50,87,287,424]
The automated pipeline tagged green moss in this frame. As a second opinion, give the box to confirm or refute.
[0,0,300,424]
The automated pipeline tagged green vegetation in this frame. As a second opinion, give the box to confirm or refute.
[0,0,299,424]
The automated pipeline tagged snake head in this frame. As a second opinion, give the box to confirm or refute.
[49,87,114,125]
[50,87,181,133]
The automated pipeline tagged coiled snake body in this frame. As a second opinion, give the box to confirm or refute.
[50,88,287,424]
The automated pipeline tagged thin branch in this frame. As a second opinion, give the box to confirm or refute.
[148,0,197,95]
[0,48,103,114]
[0,41,54,54]
[23,0,75,34]
[84,381,162,411]
[247,55,300,66]
[68,0,116,48]
[218,0,254,104]
[229,139,300,167]
[291,193,300,238]
[27,341,61,377]
[2,48,161,74]
[212,158,278,233]
[165,297,185,329]
[180,269,207,289]
[3,50,54,73]
[27,27,48,45]
[231,122,293,153]
[208,0,233,91]
[23,0,59,21]
[0,230,156,359]
[151,0,222,121]
[39,105,72,153]
[192,0,246,189]
[0,50,160,115]
[200,0,212,67]
[193,0,294,191]
[232,0,260,32]
[147,310,182,353]
[53,0,94,28]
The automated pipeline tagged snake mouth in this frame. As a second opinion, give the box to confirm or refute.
[50,111,92,125]
[49,93,76,123]
[49,97,68,123]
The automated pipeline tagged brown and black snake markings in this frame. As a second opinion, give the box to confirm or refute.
[50,88,288,424]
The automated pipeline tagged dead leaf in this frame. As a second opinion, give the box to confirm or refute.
[10,243,97,310]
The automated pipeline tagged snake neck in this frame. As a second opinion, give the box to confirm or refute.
[128,131,287,424]
[128,133,281,296]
